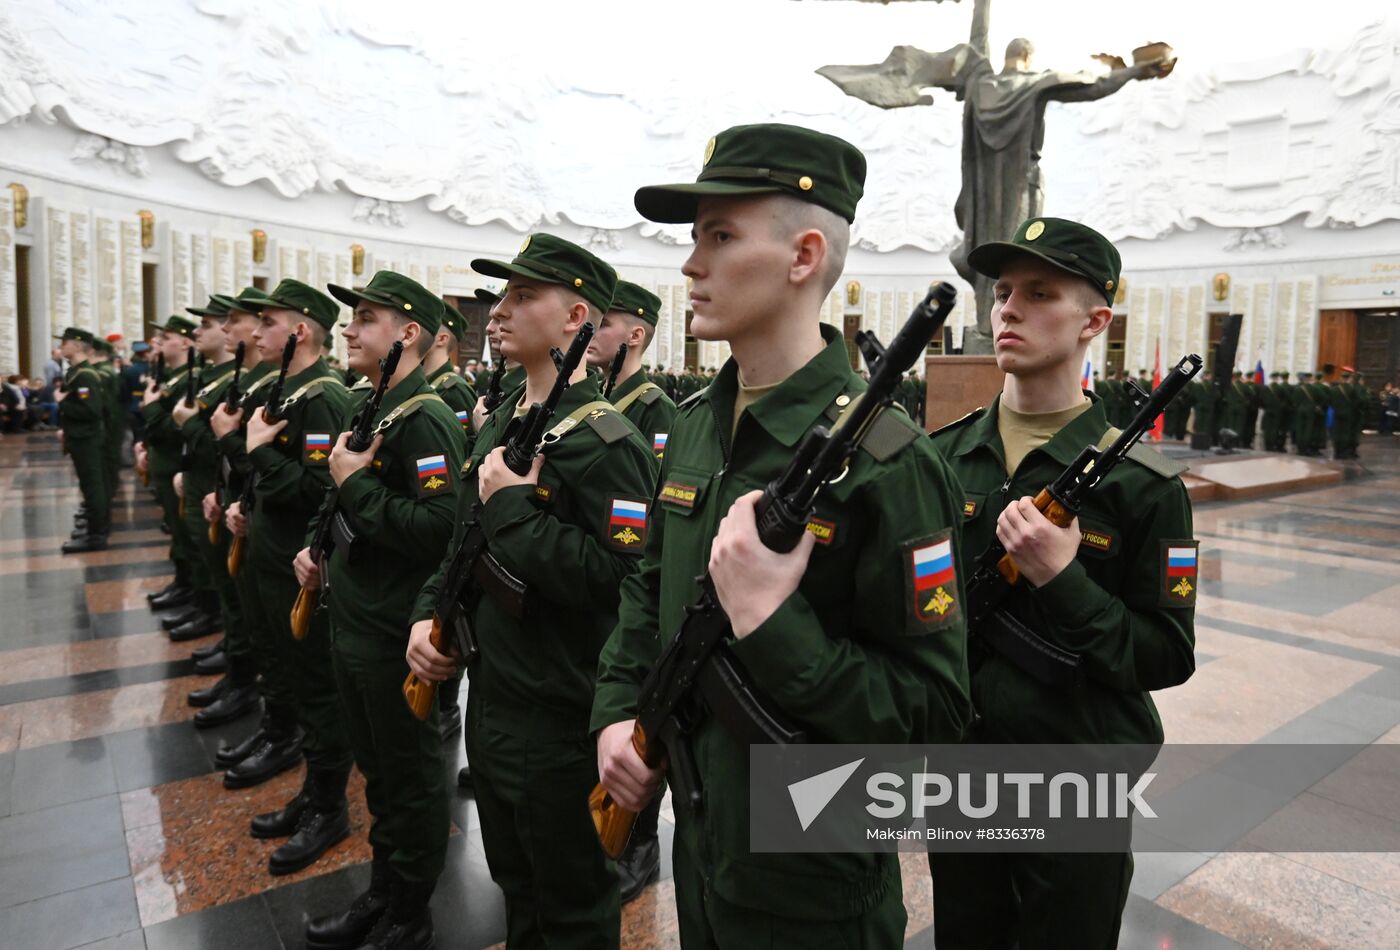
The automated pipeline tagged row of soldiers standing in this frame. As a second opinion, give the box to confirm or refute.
[1095,366,1370,459]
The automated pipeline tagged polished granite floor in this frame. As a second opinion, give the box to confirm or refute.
[1,428,1398,949]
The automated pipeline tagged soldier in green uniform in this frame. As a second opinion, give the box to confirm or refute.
[1259,372,1283,452]
[407,234,658,948]
[926,216,1196,948]
[232,281,355,877]
[166,298,239,646]
[1275,371,1295,452]
[1191,371,1219,446]
[581,278,679,901]
[592,124,971,946]
[1292,372,1315,455]
[1221,370,1248,446]
[1242,373,1263,449]
[1162,371,1189,441]
[207,287,284,759]
[588,279,678,458]
[1305,371,1332,456]
[90,337,126,508]
[294,272,465,950]
[139,319,199,583]
[56,328,111,553]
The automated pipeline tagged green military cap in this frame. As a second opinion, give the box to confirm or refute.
[212,285,276,315]
[94,337,115,355]
[156,315,198,339]
[186,295,231,319]
[257,278,340,331]
[635,122,867,224]
[608,280,662,327]
[472,233,617,314]
[54,326,96,344]
[475,286,502,306]
[968,217,1122,306]
[440,299,467,344]
[328,270,444,334]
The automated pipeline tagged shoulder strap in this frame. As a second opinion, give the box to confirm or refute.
[1095,427,1188,479]
[373,392,446,435]
[613,381,660,414]
[541,400,630,446]
[242,373,277,397]
[196,368,237,401]
[280,374,344,409]
[431,372,464,391]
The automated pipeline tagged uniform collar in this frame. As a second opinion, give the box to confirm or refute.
[710,324,854,449]
[285,357,332,388]
[608,369,646,402]
[955,390,1110,469]
[378,367,430,415]
[423,360,453,384]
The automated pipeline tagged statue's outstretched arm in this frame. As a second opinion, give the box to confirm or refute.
[1048,59,1173,104]
[817,44,981,110]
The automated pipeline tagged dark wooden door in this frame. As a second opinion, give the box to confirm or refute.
[1356,310,1400,389]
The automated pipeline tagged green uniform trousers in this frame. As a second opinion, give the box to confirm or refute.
[69,439,111,534]
[331,627,448,886]
[673,816,905,949]
[466,701,620,950]
[928,850,1132,950]
[246,560,352,772]
[226,532,266,672]
[104,430,122,503]
[181,475,245,662]
[151,471,194,578]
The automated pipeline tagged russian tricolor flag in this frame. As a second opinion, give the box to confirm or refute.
[306,434,331,449]
[913,539,956,591]
[455,410,470,428]
[416,455,448,477]
[1081,355,1092,391]
[610,499,647,527]
[653,433,668,454]
[1166,546,1197,577]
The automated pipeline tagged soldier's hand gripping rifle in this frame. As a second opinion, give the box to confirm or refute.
[403,322,595,719]
[588,282,958,859]
[290,341,403,640]
[603,343,628,398]
[962,353,1202,689]
[141,353,166,487]
[207,342,246,545]
[177,347,198,517]
[228,336,296,577]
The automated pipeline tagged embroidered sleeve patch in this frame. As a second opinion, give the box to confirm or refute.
[606,496,649,552]
[77,387,90,399]
[1160,540,1199,607]
[652,432,668,459]
[304,433,332,465]
[963,499,977,518]
[454,409,472,431]
[1079,526,1115,554]
[907,531,960,628]
[806,517,836,545]
[659,480,697,509]
[415,454,452,497]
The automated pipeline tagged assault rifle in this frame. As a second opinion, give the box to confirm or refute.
[177,347,198,517]
[963,353,1203,689]
[603,343,628,398]
[208,343,246,545]
[227,336,297,577]
[403,322,594,719]
[588,282,958,858]
[141,353,166,486]
[482,361,506,414]
[289,341,403,639]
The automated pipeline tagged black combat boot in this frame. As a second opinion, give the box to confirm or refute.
[217,711,299,768]
[150,579,196,610]
[223,725,303,789]
[160,604,204,630]
[192,672,259,728]
[268,768,351,875]
[186,676,228,708]
[306,857,393,950]
[192,649,228,675]
[168,609,221,642]
[356,879,434,950]
[190,636,226,661]
[61,533,108,554]
[251,770,312,839]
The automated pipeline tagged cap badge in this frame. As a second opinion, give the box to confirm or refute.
[703,136,716,165]
[519,235,532,254]
[1025,221,1045,241]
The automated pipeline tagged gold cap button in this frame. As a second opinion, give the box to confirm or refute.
[404,302,412,311]
[798,176,813,191]
[1105,280,1115,291]
[835,394,851,407]
[574,278,583,288]
[637,308,645,316]
[302,307,310,314]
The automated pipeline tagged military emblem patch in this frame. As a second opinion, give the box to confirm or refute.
[659,480,698,509]
[415,454,452,497]
[806,517,836,545]
[455,409,471,431]
[963,499,977,518]
[906,532,960,627]
[534,484,553,502]
[606,496,648,552]
[1080,526,1115,554]
[77,387,90,399]
[653,432,668,459]
[1160,540,1199,607]
[304,433,331,465]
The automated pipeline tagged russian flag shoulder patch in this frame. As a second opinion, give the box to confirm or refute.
[1160,539,1199,607]
[415,453,452,497]
[606,495,649,553]
[304,432,332,465]
[906,529,960,628]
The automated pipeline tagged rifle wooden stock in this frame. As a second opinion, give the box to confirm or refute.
[207,517,220,545]
[588,721,656,859]
[401,615,447,721]
[995,487,1075,586]
[289,586,315,640]
[178,495,186,519]
[141,470,150,487]
[227,534,245,576]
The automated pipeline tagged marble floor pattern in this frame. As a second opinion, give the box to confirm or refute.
[1,428,1398,950]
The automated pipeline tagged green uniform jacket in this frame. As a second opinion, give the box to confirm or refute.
[94,360,125,438]
[213,362,276,496]
[591,328,971,921]
[318,368,465,642]
[177,359,240,497]
[1191,380,1219,434]
[60,361,108,440]
[932,394,1196,745]
[247,359,350,560]
[425,361,477,441]
[140,363,195,475]
[413,374,658,738]
[608,369,678,459]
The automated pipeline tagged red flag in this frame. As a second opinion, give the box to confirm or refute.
[1151,340,1164,441]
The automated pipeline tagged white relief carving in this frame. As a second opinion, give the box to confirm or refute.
[71,134,150,177]
[579,228,623,252]
[351,198,405,228]
[1,2,1399,251]
[1223,227,1287,252]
